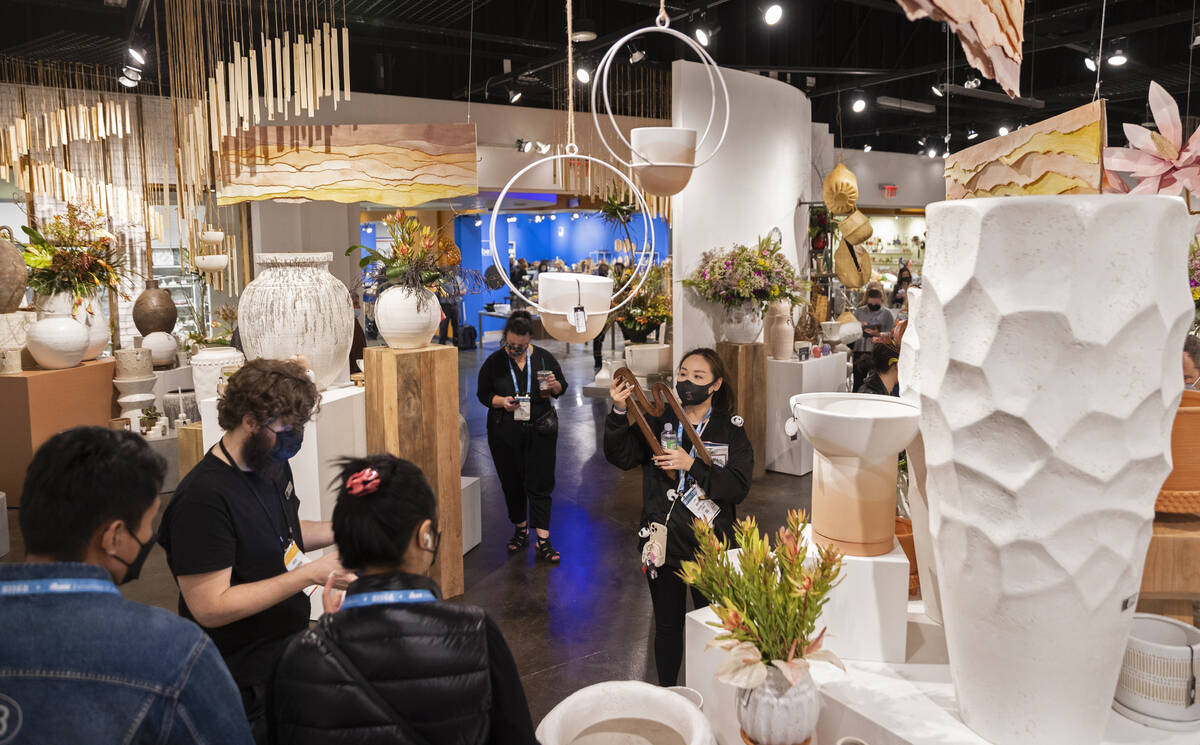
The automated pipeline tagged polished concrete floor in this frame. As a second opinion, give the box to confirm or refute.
[2,337,811,724]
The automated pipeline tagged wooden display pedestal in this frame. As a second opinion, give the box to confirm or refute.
[0,359,115,506]
[1138,513,1200,624]
[715,342,767,479]
[365,345,464,598]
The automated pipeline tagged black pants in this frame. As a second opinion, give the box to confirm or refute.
[592,325,607,366]
[487,421,556,531]
[438,301,460,345]
[647,568,710,686]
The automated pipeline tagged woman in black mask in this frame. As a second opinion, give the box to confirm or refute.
[604,348,753,686]
[476,311,568,563]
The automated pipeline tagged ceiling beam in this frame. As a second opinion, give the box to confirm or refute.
[345,13,564,52]
[727,65,892,76]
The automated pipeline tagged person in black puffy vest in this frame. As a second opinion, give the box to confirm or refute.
[269,455,538,745]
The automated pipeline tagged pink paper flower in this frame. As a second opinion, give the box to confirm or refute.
[1104,81,1200,200]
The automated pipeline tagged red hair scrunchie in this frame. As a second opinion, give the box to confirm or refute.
[346,468,380,496]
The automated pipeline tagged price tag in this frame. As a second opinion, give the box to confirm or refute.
[680,483,720,525]
[572,305,587,333]
[514,395,532,422]
[283,540,318,597]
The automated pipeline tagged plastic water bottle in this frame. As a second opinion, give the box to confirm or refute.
[660,422,678,451]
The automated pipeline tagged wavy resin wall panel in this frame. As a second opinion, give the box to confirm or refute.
[216,123,478,206]
[896,0,1025,98]
[944,101,1107,200]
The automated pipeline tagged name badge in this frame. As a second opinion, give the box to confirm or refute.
[283,540,318,596]
[514,395,532,422]
[703,442,730,467]
[681,483,720,525]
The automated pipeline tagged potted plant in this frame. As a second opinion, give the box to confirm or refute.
[346,211,480,349]
[680,509,843,745]
[187,301,237,350]
[612,261,672,344]
[683,233,809,344]
[139,404,161,434]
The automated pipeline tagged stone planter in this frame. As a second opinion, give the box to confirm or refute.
[0,309,36,350]
[764,301,795,359]
[736,667,820,745]
[375,285,440,350]
[719,303,763,344]
[25,316,88,369]
[913,195,1193,745]
[619,322,659,344]
[238,252,353,390]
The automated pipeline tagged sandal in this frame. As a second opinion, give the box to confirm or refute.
[506,526,529,555]
[536,537,561,564]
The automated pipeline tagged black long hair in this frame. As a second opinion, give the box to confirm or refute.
[503,310,534,337]
[679,347,735,413]
[331,454,437,571]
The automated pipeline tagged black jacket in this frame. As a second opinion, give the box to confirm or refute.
[476,346,567,430]
[603,407,753,566]
[269,573,537,745]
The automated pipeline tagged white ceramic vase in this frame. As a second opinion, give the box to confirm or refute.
[631,126,697,197]
[191,346,245,402]
[37,292,108,360]
[26,316,88,369]
[536,680,714,745]
[736,667,820,745]
[238,252,353,390]
[375,285,441,350]
[720,303,763,344]
[896,287,941,623]
[913,195,1193,745]
[142,332,178,367]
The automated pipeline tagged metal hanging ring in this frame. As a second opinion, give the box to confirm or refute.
[656,11,670,27]
[487,152,657,319]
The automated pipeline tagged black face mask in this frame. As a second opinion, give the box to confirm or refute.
[268,428,304,463]
[867,303,882,311]
[115,527,156,585]
[676,380,714,406]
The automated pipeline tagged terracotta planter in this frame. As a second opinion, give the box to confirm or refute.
[1157,389,1200,513]
[0,237,25,313]
[764,301,794,359]
[631,126,697,197]
[894,517,919,598]
[538,273,613,343]
[133,281,177,335]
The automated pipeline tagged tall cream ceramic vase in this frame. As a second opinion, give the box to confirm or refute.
[374,285,440,349]
[238,253,353,390]
[913,195,1193,745]
[896,287,941,623]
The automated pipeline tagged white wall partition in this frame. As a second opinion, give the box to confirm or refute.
[671,61,812,365]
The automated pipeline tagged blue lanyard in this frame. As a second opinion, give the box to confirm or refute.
[508,347,532,395]
[677,406,713,492]
[340,589,437,609]
[0,578,120,597]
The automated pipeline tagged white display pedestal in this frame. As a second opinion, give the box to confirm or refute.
[806,525,909,665]
[201,385,367,619]
[461,476,481,554]
[765,352,847,476]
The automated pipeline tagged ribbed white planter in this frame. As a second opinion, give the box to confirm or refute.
[37,292,108,360]
[913,195,1193,745]
[737,667,820,745]
[375,285,440,349]
[239,253,353,390]
[896,287,940,623]
[720,303,763,344]
[191,346,245,402]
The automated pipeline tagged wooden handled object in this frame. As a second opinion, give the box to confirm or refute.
[613,367,712,479]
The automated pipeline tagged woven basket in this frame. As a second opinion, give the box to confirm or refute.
[834,239,872,289]
[1157,390,1200,514]
[840,210,873,246]
[822,162,859,215]
[1114,613,1200,726]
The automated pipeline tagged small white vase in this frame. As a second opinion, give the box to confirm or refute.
[142,332,178,367]
[720,303,763,344]
[26,316,89,369]
[375,285,440,349]
[37,292,109,360]
[191,346,245,402]
[737,667,820,745]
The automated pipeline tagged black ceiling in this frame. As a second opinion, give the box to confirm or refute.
[4,0,1198,154]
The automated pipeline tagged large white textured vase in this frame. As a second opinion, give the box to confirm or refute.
[37,292,109,360]
[913,195,1193,745]
[375,285,440,349]
[239,253,352,390]
[896,287,941,623]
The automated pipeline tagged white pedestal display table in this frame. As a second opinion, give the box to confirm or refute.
[765,352,847,476]
[461,475,482,554]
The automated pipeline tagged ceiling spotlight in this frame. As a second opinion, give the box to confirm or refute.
[764,4,783,25]
[571,17,597,43]
[931,83,944,98]
[967,128,979,140]
[695,27,710,46]
[1084,54,1097,72]
[576,67,591,84]
[122,66,142,82]
[944,133,952,144]
[942,151,949,159]
[118,75,137,88]
[927,148,938,158]
[918,136,927,147]
[629,44,647,64]
[474,218,483,227]
[998,125,1010,136]
[507,88,522,104]
[571,213,580,220]
[1108,42,1128,66]
[128,45,146,65]
[851,90,867,113]
[535,141,551,154]
[863,144,872,152]
[516,139,534,153]
[963,77,981,89]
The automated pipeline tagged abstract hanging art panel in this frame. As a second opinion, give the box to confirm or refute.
[894,0,1025,98]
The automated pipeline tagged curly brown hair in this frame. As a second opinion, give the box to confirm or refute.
[217,359,319,431]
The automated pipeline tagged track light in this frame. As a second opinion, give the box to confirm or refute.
[1084,55,1097,72]
[695,27,710,46]
[764,4,783,25]
[1108,41,1128,66]
[918,136,927,147]
[576,67,591,84]
[942,151,949,159]
[863,144,872,152]
[516,139,533,153]
[474,218,483,227]
[571,17,597,43]
[851,89,867,113]
[963,77,981,89]
[967,128,978,140]
[535,141,551,154]
[927,148,937,158]
[629,44,647,64]
[122,66,142,81]
[128,45,146,65]
[931,83,944,98]
[507,88,522,104]
[118,75,138,88]
[998,125,1010,136]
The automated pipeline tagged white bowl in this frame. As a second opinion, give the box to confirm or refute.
[199,230,225,244]
[536,680,713,745]
[538,273,613,343]
[194,254,229,272]
[631,126,697,197]
[624,343,672,377]
[790,392,919,461]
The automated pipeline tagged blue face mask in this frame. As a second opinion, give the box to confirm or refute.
[269,428,304,462]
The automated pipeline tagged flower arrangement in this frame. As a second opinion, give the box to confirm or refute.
[346,210,480,307]
[187,302,237,348]
[613,261,672,332]
[680,509,843,689]
[683,234,809,313]
[20,204,128,307]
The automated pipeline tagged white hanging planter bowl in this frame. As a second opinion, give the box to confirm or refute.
[375,285,440,349]
[194,254,229,273]
[591,17,729,197]
[200,230,225,245]
[488,152,656,344]
[536,680,714,745]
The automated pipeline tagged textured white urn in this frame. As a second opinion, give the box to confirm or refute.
[239,252,353,390]
[720,303,764,344]
[736,667,820,745]
[896,287,940,623]
[538,272,613,343]
[191,346,245,402]
[913,195,1193,745]
[375,285,440,349]
[25,316,88,369]
[536,680,714,745]
[37,292,109,360]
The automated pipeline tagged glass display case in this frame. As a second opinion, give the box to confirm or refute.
[151,245,208,340]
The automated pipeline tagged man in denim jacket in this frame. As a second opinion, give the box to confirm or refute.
[0,427,253,745]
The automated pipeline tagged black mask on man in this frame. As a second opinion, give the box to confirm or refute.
[867,302,882,312]
[268,428,304,462]
[676,380,714,406]
[115,527,157,585]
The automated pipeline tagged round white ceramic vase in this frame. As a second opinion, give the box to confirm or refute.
[190,346,245,402]
[375,285,441,350]
[26,315,88,369]
[720,303,763,344]
[37,292,109,360]
[736,667,820,745]
[913,195,1194,745]
[238,252,353,390]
